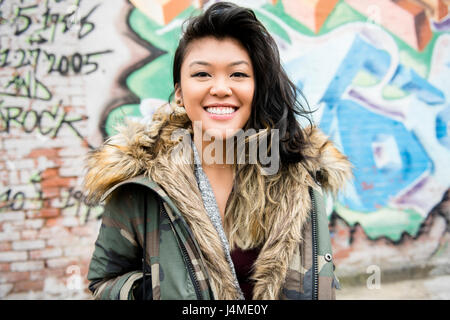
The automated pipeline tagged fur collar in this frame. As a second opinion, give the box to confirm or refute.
[84,104,352,299]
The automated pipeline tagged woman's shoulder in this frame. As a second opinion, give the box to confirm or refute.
[102,175,161,207]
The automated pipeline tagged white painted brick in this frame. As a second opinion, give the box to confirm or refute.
[29,248,63,260]
[46,257,73,269]
[63,246,90,258]
[24,219,45,229]
[55,125,83,139]
[71,95,85,106]
[0,212,25,222]
[4,139,38,154]
[12,240,46,251]
[0,170,8,181]
[60,205,80,217]
[50,197,65,208]
[19,170,35,185]
[46,236,79,247]
[12,159,34,170]
[58,147,85,157]
[0,284,13,298]
[0,232,20,241]
[60,157,84,168]
[1,221,25,232]
[38,226,71,240]
[8,170,20,185]
[36,156,56,171]
[0,251,27,262]
[9,184,36,195]
[60,84,84,96]
[61,216,80,227]
[10,260,44,272]
[59,167,82,177]
[21,229,38,240]
[22,199,43,210]
[44,138,84,149]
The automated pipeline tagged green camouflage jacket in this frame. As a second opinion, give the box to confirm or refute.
[84,106,352,300]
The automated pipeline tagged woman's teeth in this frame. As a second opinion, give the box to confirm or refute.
[205,107,236,114]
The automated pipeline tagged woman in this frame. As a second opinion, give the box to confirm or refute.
[84,2,352,300]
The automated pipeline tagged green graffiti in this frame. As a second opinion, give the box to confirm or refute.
[104,6,198,136]
[334,202,423,241]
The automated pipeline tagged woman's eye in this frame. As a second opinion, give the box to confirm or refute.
[192,72,210,77]
[231,72,249,78]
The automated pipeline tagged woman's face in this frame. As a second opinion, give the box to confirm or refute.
[175,36,254,140]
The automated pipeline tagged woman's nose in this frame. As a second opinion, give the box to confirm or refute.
[209,78,232,97]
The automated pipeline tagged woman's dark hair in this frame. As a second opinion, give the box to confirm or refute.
[171,2,315,165]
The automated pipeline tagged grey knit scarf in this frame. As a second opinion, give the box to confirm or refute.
[191,140,245,300]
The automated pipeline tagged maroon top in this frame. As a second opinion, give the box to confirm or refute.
[230,246,261,300]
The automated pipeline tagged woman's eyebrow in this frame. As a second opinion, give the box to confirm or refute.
[188,60,250,67]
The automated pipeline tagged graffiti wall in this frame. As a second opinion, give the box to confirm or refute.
[0,0,449,298]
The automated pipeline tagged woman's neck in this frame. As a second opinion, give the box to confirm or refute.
[193,134,234,169]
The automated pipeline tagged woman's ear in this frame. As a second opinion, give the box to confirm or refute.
[174,83,183,106]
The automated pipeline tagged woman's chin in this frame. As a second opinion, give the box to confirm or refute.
[202,128,243,141]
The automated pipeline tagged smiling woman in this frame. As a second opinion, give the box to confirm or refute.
[175,36,254,143]
[84,2,352,301]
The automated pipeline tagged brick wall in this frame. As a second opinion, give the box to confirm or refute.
[1,0,449,299]
[0,0,118,298]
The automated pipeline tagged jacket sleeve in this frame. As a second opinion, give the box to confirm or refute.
[86,184,153,300]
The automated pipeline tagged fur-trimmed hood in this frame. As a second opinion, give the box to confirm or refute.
[84,104,352,300]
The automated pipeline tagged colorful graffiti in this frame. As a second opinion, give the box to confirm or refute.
[0,0,448,298]
[103,0,450,242]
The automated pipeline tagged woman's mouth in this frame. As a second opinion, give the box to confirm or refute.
[205,106,237,114]
[203,105,239,119]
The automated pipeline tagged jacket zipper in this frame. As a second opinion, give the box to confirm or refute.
[160,199,203,300]
[309,188,319,300]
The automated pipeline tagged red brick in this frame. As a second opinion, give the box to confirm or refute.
[12,280,44,293]
[0,271,30,283]
[41,177,74,188]
[37,208,60,218]
[333,247,352,262]
[41,186,60,199]
[41,168,59,180]
[28,148,59,159]
[45,218,62,227]
[0,263,10,272]
[0,242,12,251]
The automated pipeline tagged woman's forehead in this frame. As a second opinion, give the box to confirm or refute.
[182,36,252,67]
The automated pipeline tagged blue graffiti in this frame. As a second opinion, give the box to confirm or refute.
[320,100,432,212]
[390,65,445,105]
[287,35,441,213]
[436,107,450,149]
